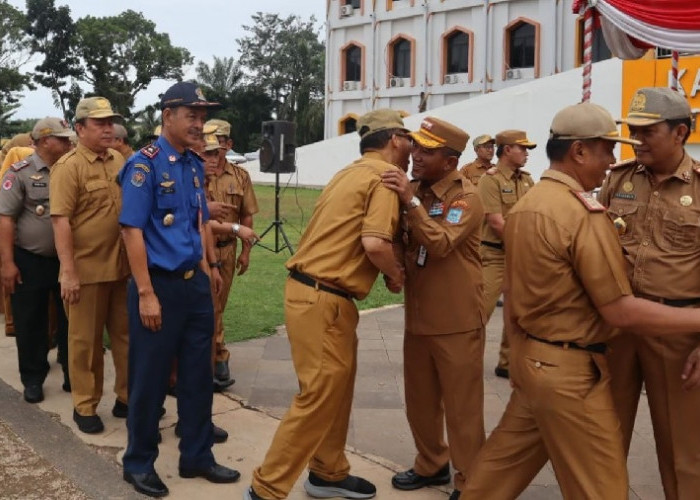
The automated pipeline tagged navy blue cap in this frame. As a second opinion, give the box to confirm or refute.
[160,82,221,110]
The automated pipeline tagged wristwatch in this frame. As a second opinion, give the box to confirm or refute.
[407,196,421,210]
[209,261,222,269]
[231,223,240,235]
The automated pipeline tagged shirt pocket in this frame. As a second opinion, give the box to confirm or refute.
[658,209,700,251]
[500,191,518,206]
[84,179,112,209]
[156,191,179,211]
[608,202,638,241]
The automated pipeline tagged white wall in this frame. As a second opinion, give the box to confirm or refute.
[247,58,626,188]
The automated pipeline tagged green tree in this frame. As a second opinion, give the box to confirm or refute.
[74,10,193,117]
[25,0,82,121]
[237,13,325,146]
[0,0,32,135]
[131,103,160,147]
[196,57,274,153]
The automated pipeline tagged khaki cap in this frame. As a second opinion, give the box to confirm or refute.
[205,119,231,137]
[473,134,495,147]
[357,109,408,139]
[550,102,640,145]
[31,117,75,140]
[495,130,537,149]
[411,117,469,153]
[75,97,121,121]
[203,123,218,135]
[113,123,128,139]
[203,133,224,152]
[619,87,692,127]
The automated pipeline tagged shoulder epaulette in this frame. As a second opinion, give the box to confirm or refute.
[610,158,636,170]
[485,166,498,175]
[572,191,606,212]
[140,145,160,159]
[10,159,30,171]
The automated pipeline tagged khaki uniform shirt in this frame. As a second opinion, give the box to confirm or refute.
[402,169,485,335]
[0,153,56,256]
[459,158,494,186]
[49,143,129,284]
[599,152,700,299]
[206,161,259,248]
[114,143,134,161]
[478,162,533,245]
[505,170,632,345]
[0,146,34,179]
[286,151,400,300]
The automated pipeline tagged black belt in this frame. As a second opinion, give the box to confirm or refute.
[526,333,607,354]
[481,240,503,250]
[639,294,700,308]
[289,270,354,300]
[149,267,197,280]
[216,239,234,248]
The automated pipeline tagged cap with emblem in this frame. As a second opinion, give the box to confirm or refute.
[357,109,408,139]
[495,130,537,149]
[551,102,640,145]
[618,87,692,127]
[203,134,224,152]
[31,117,75,140]
[160,82,221,110]
[74,97,122,121]
[411,117,469,153]
[205,119,231,137]
[473,134,495,147]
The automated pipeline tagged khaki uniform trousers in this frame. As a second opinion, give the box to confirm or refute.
[404,329,485,491]
[481,245,509,369]
[252,278,359,499]
[608,331,700,500]
[212,244,236,364]
[460,336,628,500]
[66,279,129,415]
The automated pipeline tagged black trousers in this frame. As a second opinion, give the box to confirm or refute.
[10,247,68,387]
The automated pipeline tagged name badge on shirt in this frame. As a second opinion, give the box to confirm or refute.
[428,202,444,216]
[416,245,427,267]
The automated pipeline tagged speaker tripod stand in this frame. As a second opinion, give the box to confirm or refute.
[256,172,294,255]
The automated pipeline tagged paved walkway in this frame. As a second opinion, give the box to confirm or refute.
[0,305,663,499]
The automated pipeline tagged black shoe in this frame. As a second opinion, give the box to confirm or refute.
[179,463,240,483]
[73,409,104,434]
[23,385,44,404]
[112,400,128,418]
[214,360,231,382]
[496,299,504,307]
[494,367,510,379]
[175,422,228,444]
[449,490,461,500]
[123,471,169,497]
[305,471,376,499]
[213,377,235,392]
[243,486,266,500]
[391,463,450,491]
[62,379,71,392]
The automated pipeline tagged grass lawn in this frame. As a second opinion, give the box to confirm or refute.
[223,183,403,343]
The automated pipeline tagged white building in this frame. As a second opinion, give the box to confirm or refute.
[324,0,612,138]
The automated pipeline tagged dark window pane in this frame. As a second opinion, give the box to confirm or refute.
[344,118,357,134]
[447,31,469,74]
[509,23,535,68]
[578,25,612,63]
[346,0,361,8]
[393,39,411,78]
[345,45,362,81]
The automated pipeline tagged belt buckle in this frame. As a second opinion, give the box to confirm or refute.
[183,269,195,280]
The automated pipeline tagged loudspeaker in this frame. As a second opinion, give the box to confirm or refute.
[260,121,296,174]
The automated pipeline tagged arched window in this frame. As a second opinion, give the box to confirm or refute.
[446,31,469,74]
[338,114,359,135]
[393,38,411,78]
[345,45,362,82]
[508,21,536,68]
[576,19,612,65]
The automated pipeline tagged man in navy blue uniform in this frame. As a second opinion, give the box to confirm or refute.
[119,82,239,497]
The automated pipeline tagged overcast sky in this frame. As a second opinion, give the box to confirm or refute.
[7,0,326,119]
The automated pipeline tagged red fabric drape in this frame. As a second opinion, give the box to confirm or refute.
[604,0,700,31]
